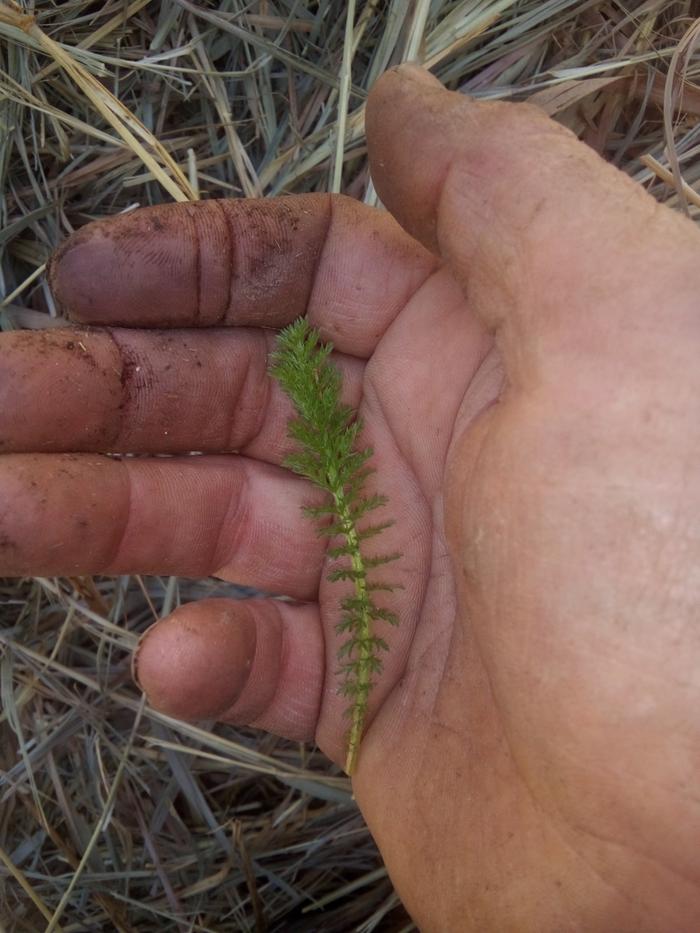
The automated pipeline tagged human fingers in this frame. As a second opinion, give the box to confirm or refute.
[48,194,437,358]
[367,66,700,380]
[133,598,327,748]
[0,453,325,598]
[0,327,362,458]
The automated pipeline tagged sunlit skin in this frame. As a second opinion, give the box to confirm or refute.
[2,66,700,931]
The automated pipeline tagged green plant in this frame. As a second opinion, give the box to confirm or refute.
[269,318,400,774]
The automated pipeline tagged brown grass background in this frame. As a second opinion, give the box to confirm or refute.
[1,1,699,930]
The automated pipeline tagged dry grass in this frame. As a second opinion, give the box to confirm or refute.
[1,1,699,930]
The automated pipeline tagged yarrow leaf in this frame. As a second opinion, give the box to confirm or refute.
[269,317,401,775]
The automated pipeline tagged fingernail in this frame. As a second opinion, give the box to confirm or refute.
[394,63,443,88]
[131,617,166,691]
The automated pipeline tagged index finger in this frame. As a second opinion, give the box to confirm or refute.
[48,194,437,357]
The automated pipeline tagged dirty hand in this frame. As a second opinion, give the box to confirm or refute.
[3,66,700,932]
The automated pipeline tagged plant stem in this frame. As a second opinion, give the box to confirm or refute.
[330,485,371,775]
[269,318,399,776]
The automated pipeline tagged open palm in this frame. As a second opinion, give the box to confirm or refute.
[3,67,700,932]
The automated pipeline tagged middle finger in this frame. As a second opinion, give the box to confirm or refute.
[0,326,364,458]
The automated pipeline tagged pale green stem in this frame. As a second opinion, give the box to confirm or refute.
[331,484,371,775]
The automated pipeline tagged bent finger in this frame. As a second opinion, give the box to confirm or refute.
[0,453,325,599]
[0,326,363,458]
[133,597,327,747]
[48,194,437,358]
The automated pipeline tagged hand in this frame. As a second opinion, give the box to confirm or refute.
[3,65,700,932]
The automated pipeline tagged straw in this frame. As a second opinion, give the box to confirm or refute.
[2,1,699,929]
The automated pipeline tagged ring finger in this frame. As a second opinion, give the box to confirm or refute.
[0,452,326,598]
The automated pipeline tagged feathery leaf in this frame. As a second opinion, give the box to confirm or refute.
[269,317,402,774]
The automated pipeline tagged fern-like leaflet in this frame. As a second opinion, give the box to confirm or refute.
[269,317,400,774]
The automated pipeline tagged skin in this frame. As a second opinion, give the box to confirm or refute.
[2,65,700,930]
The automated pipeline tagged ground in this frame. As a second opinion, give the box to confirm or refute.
[0,1,698,930]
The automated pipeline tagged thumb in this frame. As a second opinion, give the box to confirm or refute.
[367,66,700,378]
